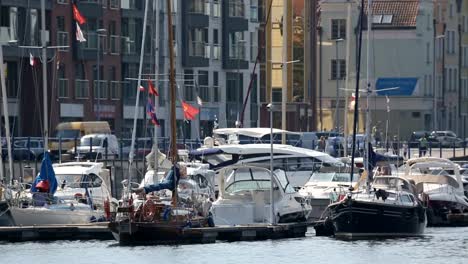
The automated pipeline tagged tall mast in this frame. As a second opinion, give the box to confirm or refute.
[343,2,352,157]
[281,0,288,144]
[364,0,372,175]
[166,0,177,164]
[153,0,160,175]
[126,0,149,195]
[41,0,48,151]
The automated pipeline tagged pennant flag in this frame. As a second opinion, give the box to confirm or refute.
[181,100,199,120]
[146,98,160,126]
[196,95,203,106]
[348,93,356,111]
[139,85,145,92]
[148,79,159,96]
[72,3,87,25]
[76,22,86,42]
[29,53,37,67]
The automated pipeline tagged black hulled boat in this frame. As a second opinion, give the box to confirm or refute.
[315,176,426,238]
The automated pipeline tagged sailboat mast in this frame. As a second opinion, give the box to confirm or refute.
[166,0,177,164]
[364,0,372,174]
[41,0,48,150]
[126,0,149,195]
[153,0,160,174]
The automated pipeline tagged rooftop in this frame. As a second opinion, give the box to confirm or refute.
[364,0,419,29]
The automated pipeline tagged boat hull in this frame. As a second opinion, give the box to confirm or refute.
[426,199,468,226]
[0,201,13,226]
[319,198,426,238]
[9,207,103,226]
[109,220,216,245]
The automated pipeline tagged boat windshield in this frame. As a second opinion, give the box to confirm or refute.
[308,172,355,183]
[55,174,83,188]
[224,167,293,194]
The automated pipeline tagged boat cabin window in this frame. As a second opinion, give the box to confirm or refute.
[400,194,414,204]
[203,153,233,166]
[56,174,82,188]
[308,172,356,183]
[225,168,285,193]
[83,173,102,188]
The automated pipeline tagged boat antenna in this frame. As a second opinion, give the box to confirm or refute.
[126,0,150,197]
[166,0,178,206]
[349,0,366,187]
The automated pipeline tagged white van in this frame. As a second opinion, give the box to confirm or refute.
[69,134,120,160]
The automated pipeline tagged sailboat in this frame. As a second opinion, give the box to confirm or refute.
[108,0,213,245]
[314,0,426,238]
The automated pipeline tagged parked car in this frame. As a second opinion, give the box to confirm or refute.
[431,131,464,148]
[12,138,45,161]
[408,131,439,148]
[68,134,120,160]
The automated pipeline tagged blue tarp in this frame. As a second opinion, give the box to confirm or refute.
[375,77,418,96]
[30,152,58,195]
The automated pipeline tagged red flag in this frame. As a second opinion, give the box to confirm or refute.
[72,4,87,25]
[148,79,159,96]
[181,101,199,120]
[149,112,160,126]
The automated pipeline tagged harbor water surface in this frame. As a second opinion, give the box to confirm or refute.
[1,227,467,264]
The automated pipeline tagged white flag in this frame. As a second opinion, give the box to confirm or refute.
[29,53,36,66]
[348,93,355,111]
[76,22,87,42]
[196,95,203,106]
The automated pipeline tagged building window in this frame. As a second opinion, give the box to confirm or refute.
[213,71,219,102]
[189,28,208,58]
[58,66,68,98]
[94,80,108,99]
[213,29,220,60]
[57,0,69,4]
[229,31,245,59]
[30,9,39,45]
[331,19,346,40]
[250,31,258,62]
[189,0,205,14]
[75,80,89,99]
[110,81,120,99]
[426,42,430,64]
[184,69,195,101]
[198,70,209,102]
[250,0,258,22]
[213,0,221,17]
[229,0,244,18]
[331,59,346,80]
[110,0,119,9]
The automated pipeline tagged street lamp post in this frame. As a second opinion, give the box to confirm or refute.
[334,38,344,132]
[236,39,246,127]
[96,28,107,121]
[435,34,445,131]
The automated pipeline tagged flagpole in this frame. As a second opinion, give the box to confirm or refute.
[41,0,48,152]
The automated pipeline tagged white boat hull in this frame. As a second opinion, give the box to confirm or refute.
[9,206,103,226]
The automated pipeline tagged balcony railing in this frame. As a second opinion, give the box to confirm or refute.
[229,45,246,60]
[213,45,220,60]
[75,79,89,99]
[110,0,119,9]
[189,41,209,58]
[93,80,109,99]
[188,0,206,14]
[58,78,69,98]
[199,85,210,102]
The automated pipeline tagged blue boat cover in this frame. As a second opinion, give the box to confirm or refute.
[30,152,58,195]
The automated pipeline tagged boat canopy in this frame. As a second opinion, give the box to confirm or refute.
[405,174,460,189]
[213,128,300,138]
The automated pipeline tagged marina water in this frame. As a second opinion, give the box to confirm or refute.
[1,227,468,264]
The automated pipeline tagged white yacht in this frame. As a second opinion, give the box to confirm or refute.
[212,127,301,145]
[298,169,358,221]
[190,144,345,188]
[211,165,311,225]
[402,157,468,226]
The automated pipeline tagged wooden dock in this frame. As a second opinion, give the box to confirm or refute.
[0,222,308,243]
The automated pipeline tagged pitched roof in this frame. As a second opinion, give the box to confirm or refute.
[364,0,420,29]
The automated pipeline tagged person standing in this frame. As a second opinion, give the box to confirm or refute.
[419,136,428,157]
[317,136,326,152]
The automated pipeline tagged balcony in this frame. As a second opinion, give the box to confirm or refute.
[229,45,245,60]
[189,42,210,58]
[75,79,89,99]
